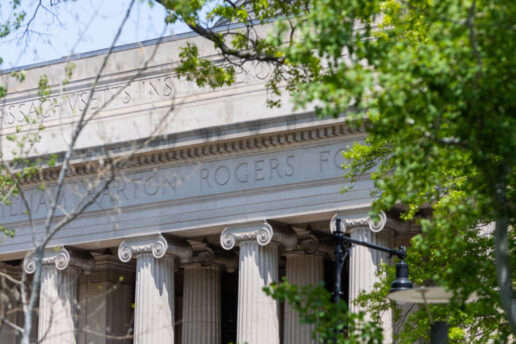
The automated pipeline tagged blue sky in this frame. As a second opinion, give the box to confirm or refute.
[0,0,191,69]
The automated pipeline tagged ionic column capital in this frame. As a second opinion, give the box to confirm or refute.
[330,211,388,234]
[285,235,320,255]
[182,247,216,267]
[118,234,192,262]
[24,247,94,274]
[298,235,320,254]
[285,235,336,262]
[220,221,297,250]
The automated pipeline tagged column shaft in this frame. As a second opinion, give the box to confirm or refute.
[237,242,280,344]
[181,264,221,344]
[38,266,79,344]
[134,254,175,344]
[284,253,323,344]
[349,228,393,342]
[77,256,134,344]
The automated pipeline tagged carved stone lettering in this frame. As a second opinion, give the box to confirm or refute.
[214,166,231,186]
[319,148,349,173]
[235,162,249,183]
[144,176,160,196]
[0,142,351,221]
[0,75,180,128]
[200,155,296,189]
[254,160,265,181]
[320,151,330,172]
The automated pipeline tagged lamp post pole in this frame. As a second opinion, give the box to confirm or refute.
[331,215,413,342]
[333,218,348,304]
[332,217,410,302]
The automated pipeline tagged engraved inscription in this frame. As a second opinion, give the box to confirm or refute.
[319,148,348,172]
[0,143,349,220]
[200,155,295,188]
[0,75,176,127]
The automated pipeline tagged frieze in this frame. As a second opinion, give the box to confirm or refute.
[1,139,356,222]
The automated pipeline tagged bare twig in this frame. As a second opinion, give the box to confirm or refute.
[0,270,21,285]
[20,2,138,342]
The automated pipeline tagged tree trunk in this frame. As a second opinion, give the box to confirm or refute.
[494,216,516,335]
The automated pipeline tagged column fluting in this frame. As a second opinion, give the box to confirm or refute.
[38,265,80,343]
[348,227,394,343]
[220,221,295,344]
[283,251,324,344]
[24,247,93,344]
[181,263,221,344]
[134,254,175,344]
[118,235,192,344]
[237,241,280,344]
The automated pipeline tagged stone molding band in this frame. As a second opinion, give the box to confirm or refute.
[330,211,388,234]
[21,120,364,185]
[24,247,94,274]
[118,234,192,262]
[220,221,297,250]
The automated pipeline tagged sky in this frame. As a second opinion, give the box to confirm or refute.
[0,0,191,69]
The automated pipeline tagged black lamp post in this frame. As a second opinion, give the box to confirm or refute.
[331,216,413,304]
[331,215,413,344]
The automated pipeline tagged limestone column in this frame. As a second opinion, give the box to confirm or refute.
[332,212,394,343]
[118,235,192,344]
[77,255,135,344]
[220,221,296,344]
[283,235,324,344]
[181,250,221,344]
[24,247,94,344]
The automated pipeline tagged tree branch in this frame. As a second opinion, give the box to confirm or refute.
[155,0,285,65]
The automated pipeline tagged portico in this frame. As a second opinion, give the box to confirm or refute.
[9,210,412,344]
[0,30,420,344]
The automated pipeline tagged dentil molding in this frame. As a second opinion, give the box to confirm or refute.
[21,120,364,185]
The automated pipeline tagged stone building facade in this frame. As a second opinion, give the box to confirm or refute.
[0,31,418,344]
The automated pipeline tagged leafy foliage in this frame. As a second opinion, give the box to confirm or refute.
[161,0,516,340]
[264,280,383,344]
[0,0,514,341]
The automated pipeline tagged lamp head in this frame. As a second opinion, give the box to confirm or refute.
[390,259,413,293]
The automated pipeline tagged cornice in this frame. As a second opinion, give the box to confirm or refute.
[21,119,365,185]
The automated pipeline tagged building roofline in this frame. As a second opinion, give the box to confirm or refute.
[0,20,256,75]
[0,31,196,75]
